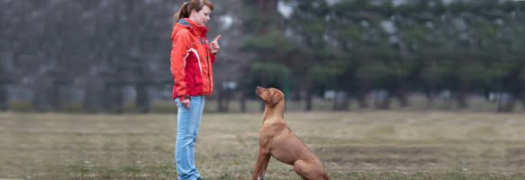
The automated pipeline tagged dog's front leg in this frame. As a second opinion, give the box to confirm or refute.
[251,149,270,180]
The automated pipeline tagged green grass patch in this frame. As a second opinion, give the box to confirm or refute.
[1,111,525,179]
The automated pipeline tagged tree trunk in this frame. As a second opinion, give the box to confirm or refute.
[496,92,516,113]
[217,86,230,113]
[224,90,231,112]
[456,86,468,109]
[50,81,72,112]
[521,99,525,111]
[0,83,8,111]
[292,90,301,101]
[396,32,410,108]
[217,86,225,112]
[305,88,313,111]
[83,85,97,113]
[49,82,60,111]
[240,80,248,113]
[356,83,369,109]
[113,85,124,114]
[332,91,349,111]
[497,101,515,113]
[257,0,278,33]
[33,76,52,112]
[104,83,124,114]
[444,97,453,110]
[240,91,247,113]
[102,84,111,113]
[374,90,391,110]
[260,73,268,112]
[135,83,150,113]
[374,97,391,109]
[424,89,434,109]
[520,92,525,110]
[396,83,410,107]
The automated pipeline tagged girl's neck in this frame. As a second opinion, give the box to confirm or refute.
[189,16,203,26]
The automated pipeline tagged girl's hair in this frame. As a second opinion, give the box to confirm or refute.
[173,0,214,23]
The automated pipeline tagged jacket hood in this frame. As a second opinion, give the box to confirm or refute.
[173,18,209,37]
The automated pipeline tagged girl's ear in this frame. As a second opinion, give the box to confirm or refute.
[189,9,197,17]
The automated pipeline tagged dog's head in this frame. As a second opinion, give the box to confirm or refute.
[255,86,284,107]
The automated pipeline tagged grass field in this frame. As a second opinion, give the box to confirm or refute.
[1,111,525,179]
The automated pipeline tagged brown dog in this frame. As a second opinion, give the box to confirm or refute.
[251,86,331,180]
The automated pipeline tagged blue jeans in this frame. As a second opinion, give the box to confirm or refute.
[174,96,205,180]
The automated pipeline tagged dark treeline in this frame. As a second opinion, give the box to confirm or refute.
[241,0,525,112]
[1,0,524,113]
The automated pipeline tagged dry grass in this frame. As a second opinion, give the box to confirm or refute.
[1,111,525,179]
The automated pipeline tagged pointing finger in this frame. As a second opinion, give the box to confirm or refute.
[212,35,221,42]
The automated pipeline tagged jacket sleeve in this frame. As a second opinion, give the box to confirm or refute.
[170,29,191,101]
[210,52,217,64]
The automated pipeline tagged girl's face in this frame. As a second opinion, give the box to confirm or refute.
[190,5,211,26]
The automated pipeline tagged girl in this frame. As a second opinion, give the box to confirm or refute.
[170,0,220,179]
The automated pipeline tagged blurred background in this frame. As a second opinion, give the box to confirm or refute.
[1,0,525,114]
[3,1,525,179]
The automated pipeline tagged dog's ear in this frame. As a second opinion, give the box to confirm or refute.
[269,92,282,107]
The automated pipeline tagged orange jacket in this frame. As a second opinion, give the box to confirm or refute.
[170,18,216,101]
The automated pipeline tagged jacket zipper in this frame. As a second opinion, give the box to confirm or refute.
[202,36,212,94]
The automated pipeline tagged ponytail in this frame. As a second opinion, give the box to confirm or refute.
[173,0,214,24]
[173,2,190,23]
